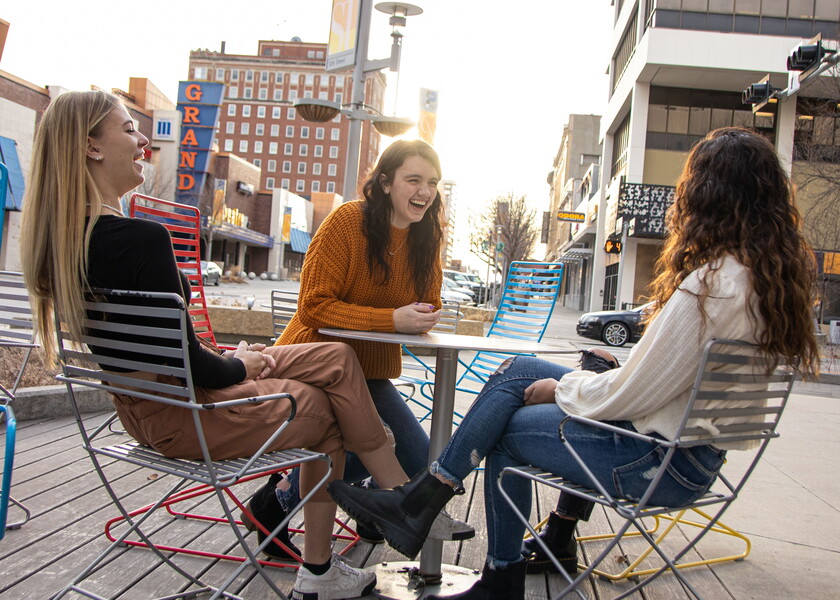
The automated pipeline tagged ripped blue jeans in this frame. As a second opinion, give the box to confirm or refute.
[430,356,726,566]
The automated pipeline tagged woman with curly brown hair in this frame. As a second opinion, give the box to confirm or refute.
[325,127,820,600]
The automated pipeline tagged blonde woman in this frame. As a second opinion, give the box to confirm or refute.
[20,90,420,599]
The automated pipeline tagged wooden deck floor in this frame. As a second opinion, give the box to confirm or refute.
[2,410,741,600]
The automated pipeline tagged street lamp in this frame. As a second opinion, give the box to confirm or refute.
[295,0,422,201]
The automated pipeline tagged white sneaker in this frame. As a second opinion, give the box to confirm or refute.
[291,555,376,600]
[427,509,475,541]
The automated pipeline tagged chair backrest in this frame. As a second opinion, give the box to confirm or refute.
[270,289,300,341]
[0,271,38,395]
[57,289,194,407]
[129,194,217,345]
[459,261,564,386]
[434,302,463,333]
[677,338,795,452]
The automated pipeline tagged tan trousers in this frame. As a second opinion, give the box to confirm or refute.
[112,342,389,502]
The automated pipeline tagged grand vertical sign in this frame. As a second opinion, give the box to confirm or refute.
[176,81,224,207]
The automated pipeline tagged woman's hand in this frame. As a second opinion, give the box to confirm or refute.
[393,303,441,334]
[523,378,559,405]
[232,340,276,380]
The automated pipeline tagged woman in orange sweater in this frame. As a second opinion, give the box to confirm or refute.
[276,140,473,542]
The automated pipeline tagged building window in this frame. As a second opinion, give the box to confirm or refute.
[226,122,235,134]
[266,177,275,189]
[330,128,340,141]
[314,145,323,157]
[334,92,343,104]
[296,180,306,192]
[312,181,321,192]
[287,108,296,119]
[193,66,207,79]
[231,69,239,81]
[289,90,298,101]
[227,104,237,116]
[326,181,335,193]
[244,88,253,99]
[240,123,250,135]
[257,106,266,118]
[271,124,280,136]
[305,73,315,86]
[224,139,233,152]
[268,159,277,172]
[284,143,293,155]
[242,105,251,117]
[301,126,310,138]
[298,162,307,174]
[329,147,338,159]
[319,91,329,100]
[269,142,278,155]
[275,71,283,84]
[611,113,631,178]
[612,10,638,93]
[259,88,268,100]
[313,163,322,175]
[272,107,282,118]
[254,158,261,168]
[216,68,225,80]
[254,141,263,153]
[239,140,248,153]
[227,86,238,99]
[256,123,265,136]
[274,89,284,101]
[328,164,337,176]
[281,178,290,189]
[283,161,292,173]
[246,70,254,82]
[299,144,308,156]
[260,71,269,83]
[315,127,325,140]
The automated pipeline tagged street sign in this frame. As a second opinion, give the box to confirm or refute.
[557,211,585,223]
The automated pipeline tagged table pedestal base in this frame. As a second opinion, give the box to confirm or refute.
[371,561,479,599]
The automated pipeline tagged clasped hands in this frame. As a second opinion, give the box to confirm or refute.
[224,341,276,380]
[393,302,441,334]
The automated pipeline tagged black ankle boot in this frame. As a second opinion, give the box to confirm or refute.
[426,560,526,600]
[241,473,301,560]
[521,511,578,574]
[327,470,458,559]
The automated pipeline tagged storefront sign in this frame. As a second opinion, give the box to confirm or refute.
[176,81,224,207]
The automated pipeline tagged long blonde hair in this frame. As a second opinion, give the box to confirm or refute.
[21,90,121,365]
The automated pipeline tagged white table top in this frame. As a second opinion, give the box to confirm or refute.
[319,328,577,355]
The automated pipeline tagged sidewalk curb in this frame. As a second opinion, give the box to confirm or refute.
[15,384,112,421]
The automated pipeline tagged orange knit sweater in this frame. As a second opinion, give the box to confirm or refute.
[276,201,442,379]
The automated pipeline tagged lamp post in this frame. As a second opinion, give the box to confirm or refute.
[295,1,421,201]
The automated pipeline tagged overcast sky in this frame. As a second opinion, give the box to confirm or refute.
[2,0,615,268]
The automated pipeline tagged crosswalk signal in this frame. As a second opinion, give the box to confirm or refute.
[604,239,622,254]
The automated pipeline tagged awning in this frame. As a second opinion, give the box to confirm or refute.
[289,228,312,254]
[212,221,274,248]
[0,136,25,209]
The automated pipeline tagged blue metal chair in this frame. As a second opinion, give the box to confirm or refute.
[412,262,565,411]
[0,269,37,538]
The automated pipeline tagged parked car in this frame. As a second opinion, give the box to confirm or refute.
[443,269,486,302]
[441,282,473,305]
[201,261,223,286]
[442,277,476,302]
[576,302,654,347]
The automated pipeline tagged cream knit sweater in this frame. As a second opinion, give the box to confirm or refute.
[556,255,763,447]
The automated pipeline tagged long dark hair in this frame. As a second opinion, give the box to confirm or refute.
[649,127,818,376]
[361,140,444,296]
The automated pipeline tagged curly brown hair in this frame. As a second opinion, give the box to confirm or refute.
[361,139,444,297]
[649,127,819,377]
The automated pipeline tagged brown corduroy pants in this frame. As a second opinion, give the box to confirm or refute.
[111,342,389,502]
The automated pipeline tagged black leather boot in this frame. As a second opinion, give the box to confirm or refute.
[426,560,526,600]
[521,511,578,574]
[327,470,458,559]
[240,473,301,560]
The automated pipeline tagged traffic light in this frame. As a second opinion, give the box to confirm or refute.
[786,34,836,82]
[604,239,622,254]
[741,75,778,113]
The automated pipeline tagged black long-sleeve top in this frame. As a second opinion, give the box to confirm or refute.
[86,215,246,388]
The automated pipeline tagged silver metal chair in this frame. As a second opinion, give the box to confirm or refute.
[499,339,796,599]
[0,270,37,536]
[53,289,332,600]
[269,289,300,343]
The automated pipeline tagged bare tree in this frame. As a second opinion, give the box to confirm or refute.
[469,193,539,276]
[793,67,840,324]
